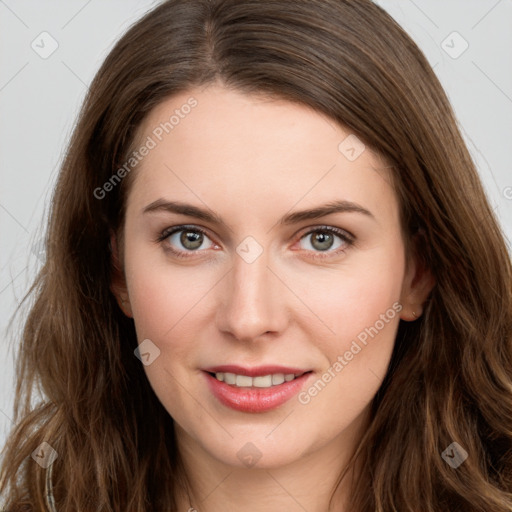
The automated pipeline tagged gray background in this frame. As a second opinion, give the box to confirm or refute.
[1,0,511,450]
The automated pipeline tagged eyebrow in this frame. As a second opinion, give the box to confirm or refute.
[142,199,374,225]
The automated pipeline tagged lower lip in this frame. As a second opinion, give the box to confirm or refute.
[203,371,312,413]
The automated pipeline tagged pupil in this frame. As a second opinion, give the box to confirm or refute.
[313,232,333,251]
[181,230,202,250]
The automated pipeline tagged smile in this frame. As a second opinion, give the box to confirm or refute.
[202,367,313,413]
[211,371,306,388]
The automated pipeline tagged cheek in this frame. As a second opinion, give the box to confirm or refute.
[292,242,404,348]
[124,258,211,421]
[124,238,213,341]
[295,247,404,402]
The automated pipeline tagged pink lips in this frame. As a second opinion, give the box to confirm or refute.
[202,365,313,413]
[202,364,309,377]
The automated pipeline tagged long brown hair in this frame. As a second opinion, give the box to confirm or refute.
[1,0,511,510]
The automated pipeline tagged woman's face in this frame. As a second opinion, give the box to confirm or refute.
[114,83,425,469]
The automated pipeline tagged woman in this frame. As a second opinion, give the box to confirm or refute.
[1,0,511,510]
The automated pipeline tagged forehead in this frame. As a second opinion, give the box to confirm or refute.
[126,84,396,222]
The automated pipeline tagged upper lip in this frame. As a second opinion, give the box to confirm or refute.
[202,365,311,377]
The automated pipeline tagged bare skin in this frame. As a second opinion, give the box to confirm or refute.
[111,82,434,511]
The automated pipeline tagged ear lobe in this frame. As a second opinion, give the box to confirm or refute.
[109,230,133,318]
[399,231,435,321]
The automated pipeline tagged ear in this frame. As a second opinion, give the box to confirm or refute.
[109,229,133,318]
[399,230,435,321]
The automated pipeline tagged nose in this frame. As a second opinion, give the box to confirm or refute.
[215,248,288,342]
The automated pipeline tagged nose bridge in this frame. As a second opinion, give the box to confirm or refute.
[217,246,284,341]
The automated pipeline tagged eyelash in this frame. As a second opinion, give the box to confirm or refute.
[155,225,355,260]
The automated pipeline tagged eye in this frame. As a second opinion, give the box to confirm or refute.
[156,224,355,260]
[296,226,354,258]
[157,225,216,258]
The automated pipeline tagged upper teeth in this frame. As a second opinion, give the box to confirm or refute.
[215,372,299,388]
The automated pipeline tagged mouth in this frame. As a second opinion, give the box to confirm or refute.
[205,370,311,388]
[202,365,314,413]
